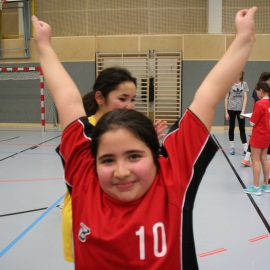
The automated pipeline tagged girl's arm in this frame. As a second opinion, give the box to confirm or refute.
[224,93,230,121]
[189,7,257,130]
[241,91,248,117]
[32,16,85,130]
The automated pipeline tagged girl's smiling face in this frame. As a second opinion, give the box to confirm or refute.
[100,81,136,113]
[96,127,157,202]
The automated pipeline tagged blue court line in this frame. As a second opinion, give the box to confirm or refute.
[0,194,64,257]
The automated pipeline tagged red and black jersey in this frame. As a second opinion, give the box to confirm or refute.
[59,109,218,270]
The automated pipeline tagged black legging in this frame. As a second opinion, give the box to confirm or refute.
[228,110,247,144]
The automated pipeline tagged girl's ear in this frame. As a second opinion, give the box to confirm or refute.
[95,91,105,106]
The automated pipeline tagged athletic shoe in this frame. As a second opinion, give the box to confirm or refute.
[261,184,270,193]
[243,186,262,196]
[241,160,252,167]
[229,148,235,155]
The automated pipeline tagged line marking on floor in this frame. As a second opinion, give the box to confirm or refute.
[0,135,61,162]
[0,194,64,258]
[248,234,269,242]
[0,136,20,142]
[212,134,270,234]
[198,248,227,258]
[0,207,49,217]
[0,177,64,183]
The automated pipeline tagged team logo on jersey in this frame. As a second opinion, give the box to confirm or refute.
[78,222,91,242]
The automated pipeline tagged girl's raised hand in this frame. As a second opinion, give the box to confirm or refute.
[154,119,168,141]
[235,7,257,43]
[32,15,52,53]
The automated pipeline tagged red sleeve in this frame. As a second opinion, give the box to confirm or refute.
[250,102,262,125]
[59,117,95,188]
[160,109,217,191]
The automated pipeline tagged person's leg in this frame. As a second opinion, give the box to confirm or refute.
[251,147,261,187]
[267,147,270,184]
[260,148,270,192]
[241,143,252,166]
[237,112,247,153]
[244,147,262,195]
[228,110,236,155]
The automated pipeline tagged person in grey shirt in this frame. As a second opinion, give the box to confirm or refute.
[225,71,249,155]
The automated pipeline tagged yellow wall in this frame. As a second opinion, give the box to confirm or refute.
[1,34,270,63]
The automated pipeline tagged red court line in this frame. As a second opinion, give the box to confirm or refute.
[0,177,64,183]
[198,248,227,258]
[248,234,269,242]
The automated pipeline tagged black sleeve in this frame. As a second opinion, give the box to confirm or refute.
[252,89,259,102]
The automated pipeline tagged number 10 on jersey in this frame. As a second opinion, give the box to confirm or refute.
[135,222,167,260]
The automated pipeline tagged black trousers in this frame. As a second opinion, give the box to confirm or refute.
[227,110,247,144]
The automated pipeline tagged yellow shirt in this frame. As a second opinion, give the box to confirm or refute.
[62,115,96,262]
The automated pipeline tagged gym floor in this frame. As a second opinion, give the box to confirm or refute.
[0,126,269,270]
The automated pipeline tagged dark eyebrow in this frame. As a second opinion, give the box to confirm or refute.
[97,154,114,162]
[98,150,144,161]
[119,93,136,98]
[125,150,144,154]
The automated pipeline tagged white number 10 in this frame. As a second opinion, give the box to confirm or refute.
[135,222,167,260]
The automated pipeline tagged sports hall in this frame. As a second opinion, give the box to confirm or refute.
[0,1,270,269]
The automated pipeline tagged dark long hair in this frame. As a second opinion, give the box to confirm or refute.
[91,109,160,169]
[258,72,270,82]
[255,72,270,90]
[239,71,244,83]
[83,67,137,116]
[256,81,270,97]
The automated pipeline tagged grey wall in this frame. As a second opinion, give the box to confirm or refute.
[63,62,96,96]
[0,79,41,123]
[0,60,269,125]
[183,60,270,126]
[0,62,96,123]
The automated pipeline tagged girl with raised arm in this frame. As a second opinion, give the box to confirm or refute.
[32,7,257,269]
